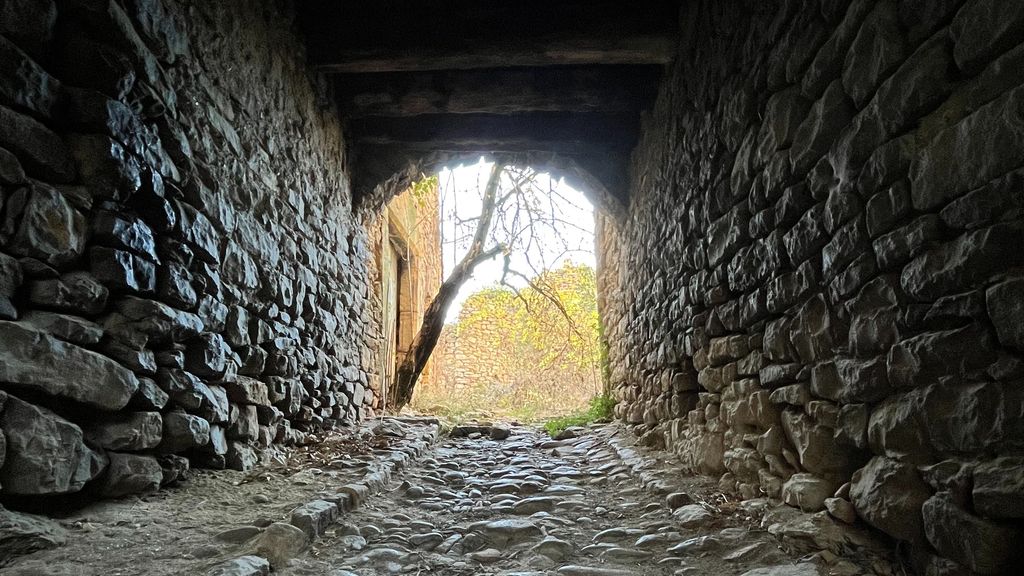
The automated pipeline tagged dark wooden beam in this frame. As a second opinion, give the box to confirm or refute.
[348,112,639,154]
[335,66,660,117]
[311,34,676,73]
[299,0,681,53]
[357,139,621,158]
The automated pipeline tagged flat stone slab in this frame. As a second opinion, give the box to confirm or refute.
[556,566,637,576]
[208,555,270,576]
[0,506,68,565]
[289,500,339,539]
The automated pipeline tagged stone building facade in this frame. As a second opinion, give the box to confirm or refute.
[598,1,1024,573]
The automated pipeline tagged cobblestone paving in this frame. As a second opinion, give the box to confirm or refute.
[2,419,899,576]
[281,423,895,576]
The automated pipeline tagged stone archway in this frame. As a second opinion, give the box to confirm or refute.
[352,150,628,221]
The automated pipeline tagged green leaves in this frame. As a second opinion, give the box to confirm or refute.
[542,394,616,436]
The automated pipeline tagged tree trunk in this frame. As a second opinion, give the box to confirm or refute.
[390,162,505,408]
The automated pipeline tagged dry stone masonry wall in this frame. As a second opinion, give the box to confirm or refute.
[0,0,375,501]
[598,0,1024,574]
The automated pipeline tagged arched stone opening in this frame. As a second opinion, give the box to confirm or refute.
[351,149,627,222]
[358,151,611,416]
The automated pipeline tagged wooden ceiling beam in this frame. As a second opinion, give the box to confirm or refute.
[348,112,639,153]
[298,0,681,54]
[335,66,660,117]
[311,34,676,73]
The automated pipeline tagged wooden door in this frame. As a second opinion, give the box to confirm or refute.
[380,242,400,407]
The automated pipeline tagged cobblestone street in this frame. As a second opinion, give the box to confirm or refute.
[8,418,897,575]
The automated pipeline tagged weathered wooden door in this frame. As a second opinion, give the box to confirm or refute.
[380,242,400,407]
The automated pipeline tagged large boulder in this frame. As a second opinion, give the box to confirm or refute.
[27,271,108,316]
[94,452,162,498]
[185,332,229,378]
[90,210,157,261]
[154,368,197,408]
[197,385,230,424]
[0,505,67,566]
[158,261,197,310]
[0,145,26,185]
[226,441,259,472]
[174,201,219,263]
[252,522,307,569]
[782,473,836,512]
[106,296,203,345]
[986,278,1024,350]
[762,504,889,557]
[870,380,1024,462]
[202,425,228,456]
[4,181,86,267]
[228,404,259,441]
[886,326,996,390]
[0,252,21,319]
[900,222,1024,301]
[65,135,140,201]
[89,246,156,293]
[20,310,103,346]
[158,411,210,453]
[972,457,1024,519]
[0,320,139,410]
[0,104,74,181]
[129,376,169,411]
[867,392,932,464]
[922,492,1023,574]
[791,81,855,174]
[83,411,162,451]
[0,395,105,494]
[224,376,271,406]
[910,85,1024,211]
[780,409,861,474]
[849,456,931,544]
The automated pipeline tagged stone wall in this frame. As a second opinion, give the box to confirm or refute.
[598,0,1024,573]
[438,319,509,393]
[0,0,373,500]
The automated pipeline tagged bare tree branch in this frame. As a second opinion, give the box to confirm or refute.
[391,162,506,408]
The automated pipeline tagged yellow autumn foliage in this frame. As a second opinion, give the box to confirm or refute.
[414,262,601,421]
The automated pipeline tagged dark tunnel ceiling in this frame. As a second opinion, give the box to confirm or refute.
[296,0,682,205]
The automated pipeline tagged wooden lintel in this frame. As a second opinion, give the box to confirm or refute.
[312,35,676,73]
[335,66,660,118]
[348,112,638,154]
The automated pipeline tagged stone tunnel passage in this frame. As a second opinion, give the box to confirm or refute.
[1,0,1024,575]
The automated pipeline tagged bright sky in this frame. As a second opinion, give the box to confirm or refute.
[437,158,597,322]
